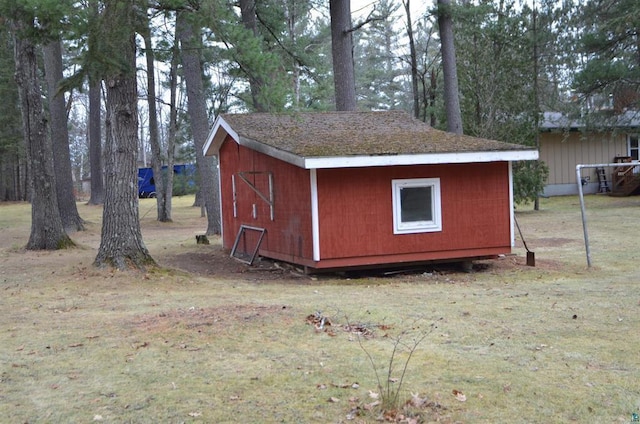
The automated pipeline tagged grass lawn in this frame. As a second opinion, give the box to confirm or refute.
[0,195,639,423]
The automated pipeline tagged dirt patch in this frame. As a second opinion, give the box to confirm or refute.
[160,244,568,282]
[131,304,295,335]
[160,246,309,281]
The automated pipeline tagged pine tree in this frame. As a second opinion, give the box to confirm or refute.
[11,16,74,250]
[94,0,154,269]
[573,0,640,111]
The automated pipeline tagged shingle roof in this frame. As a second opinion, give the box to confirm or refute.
[205,111,539,169]
[221,111,530,156]
[541,110,640,130]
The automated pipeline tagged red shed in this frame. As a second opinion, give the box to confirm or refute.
[204,111,538,271]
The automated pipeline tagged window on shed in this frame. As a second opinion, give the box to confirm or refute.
[392,178,442,234]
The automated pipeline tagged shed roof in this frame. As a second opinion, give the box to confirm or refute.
[204,111,539,169]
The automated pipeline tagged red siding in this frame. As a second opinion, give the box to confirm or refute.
[219,137,512,269]
[316,162,511,262]
[218,139,314,263]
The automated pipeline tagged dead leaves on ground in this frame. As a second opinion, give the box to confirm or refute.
[343,391,446,423]
[305,311,391,338]
[316,379,447,422]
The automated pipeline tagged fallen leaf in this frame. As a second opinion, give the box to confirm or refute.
[68,343,84,348]
[332,383,350,388]
[452,389,466,402]
[328,397,340,403]
[316,384,327,390]
[364,400,380,410]
[368,390,379,399]
[229,395,241,401]
[188,412,202,417]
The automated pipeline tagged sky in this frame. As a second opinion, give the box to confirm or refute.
[351,0,428,22]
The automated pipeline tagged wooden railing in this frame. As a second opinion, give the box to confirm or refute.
[611,158,640,195]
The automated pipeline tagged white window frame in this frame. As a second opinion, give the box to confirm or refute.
[391,178,442,234]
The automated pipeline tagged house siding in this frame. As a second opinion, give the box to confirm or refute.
[315,162,511,263]
[540,132,627,196]
[219,138,513,269]
[218,139,314,264]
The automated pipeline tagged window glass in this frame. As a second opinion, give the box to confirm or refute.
[392,178,441,234]
[400,186,432,222]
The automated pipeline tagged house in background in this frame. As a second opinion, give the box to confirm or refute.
[540,111,640,196]
[204,111,538,272]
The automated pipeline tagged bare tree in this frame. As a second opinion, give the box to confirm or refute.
[403,0,420,119]
[141,19,172,222]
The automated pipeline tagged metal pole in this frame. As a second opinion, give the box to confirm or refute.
[574,161,636,267]
[576,165,592,267]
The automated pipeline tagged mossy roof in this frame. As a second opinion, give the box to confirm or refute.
[219,111,532,157]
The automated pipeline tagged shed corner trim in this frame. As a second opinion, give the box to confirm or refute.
[204,115,239,157]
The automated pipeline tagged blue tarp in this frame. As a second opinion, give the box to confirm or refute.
[137,164,195,198]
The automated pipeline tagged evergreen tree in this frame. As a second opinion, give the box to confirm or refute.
[94,0,154,269]
[177,10,221,235]
[354,0,409,111]
[453,0,550,204]
[43,40,85,232]
[573,0,640,111]
[10,14,74,250]
[0,28,25,201]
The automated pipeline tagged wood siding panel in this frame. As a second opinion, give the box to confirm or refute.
[218,139,313,262]
[316,162,511,260]
[540,132,627,186]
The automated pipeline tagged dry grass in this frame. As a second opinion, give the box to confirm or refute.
[0,195,639,423]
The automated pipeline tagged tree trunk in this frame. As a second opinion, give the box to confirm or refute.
[330,0,357,111]
[437,0,463,134]
[403,0,420,119]
[177,12,220,235]
[94,0,154,270]
[239,0,267,112]
[87,80,104,205]
[43,40,85,232]
[87,1,104,205]
[12,22,73,250]
[163,28,181,220]
[141,23,171,222]
[532,6,541,211]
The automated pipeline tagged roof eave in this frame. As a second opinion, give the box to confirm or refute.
[302,150,540,169]
[203,115,239,156]
[236,138,539,169]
